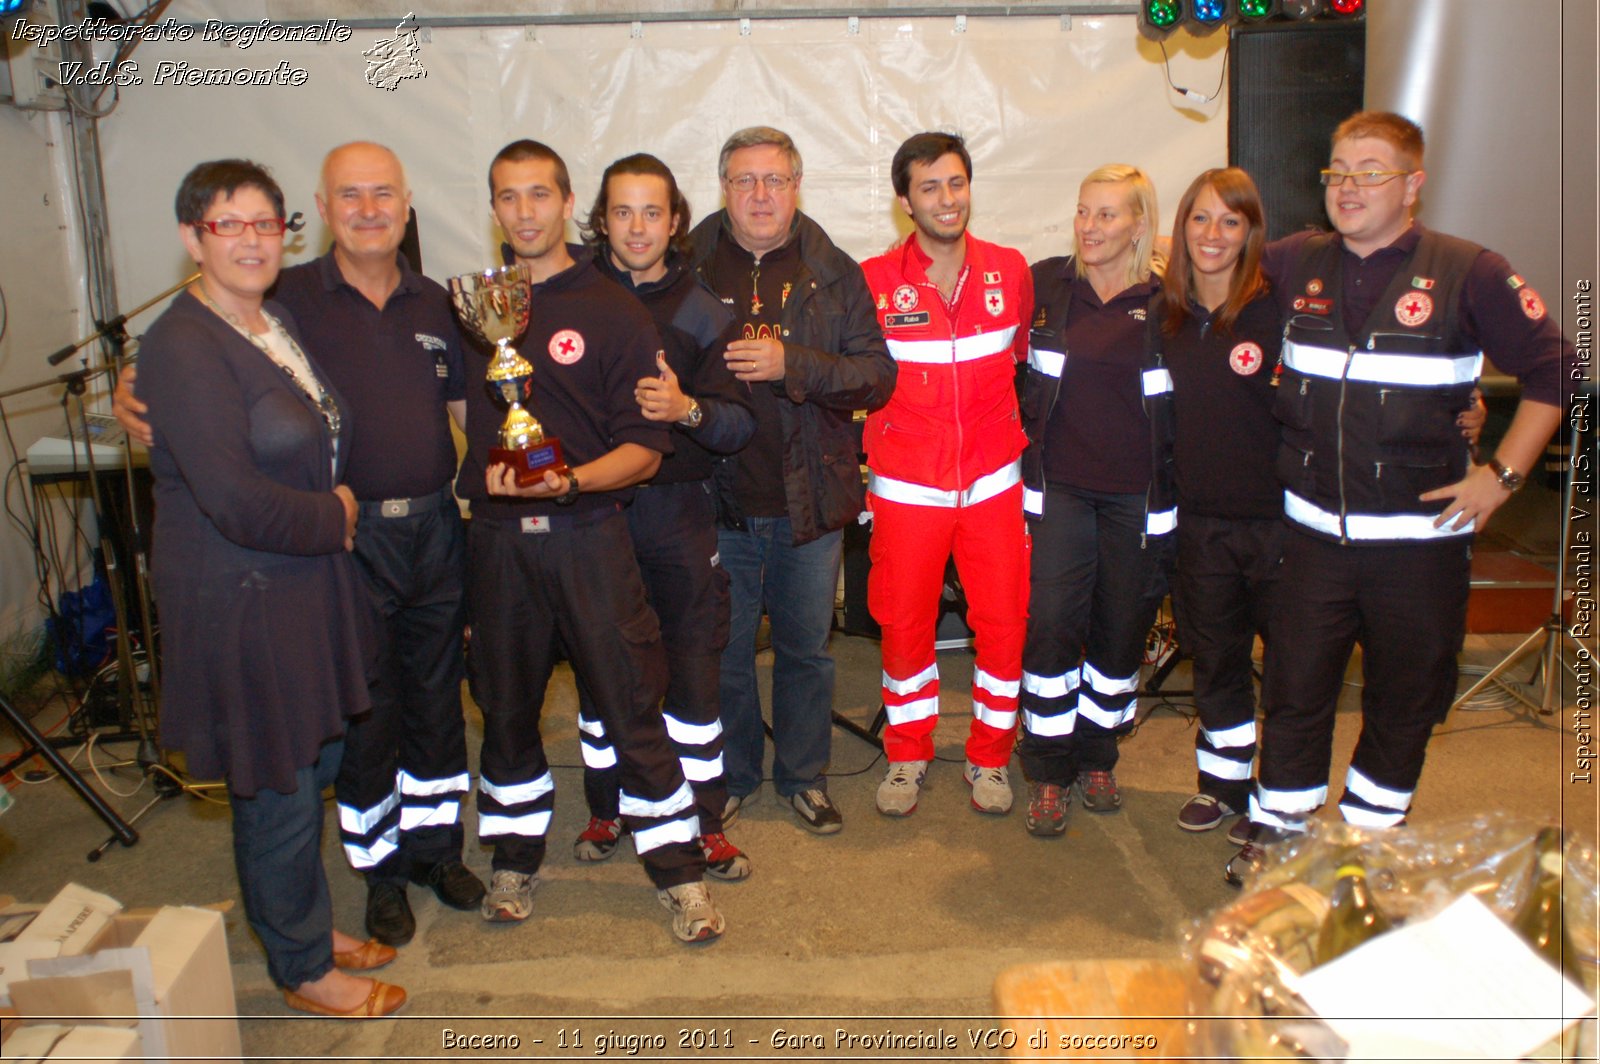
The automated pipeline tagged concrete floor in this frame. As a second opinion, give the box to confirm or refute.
[1,626,1594,1061]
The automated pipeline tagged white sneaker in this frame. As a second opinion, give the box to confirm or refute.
[965,761,1014,814]
[875,760,929,816]
[480,869,538,922]
[657,880,726,943]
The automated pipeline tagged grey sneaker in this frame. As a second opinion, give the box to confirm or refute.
[657,880,726,943]
[875,760,928,816]
[722,787,758,826]
[965,761,1014,814]
[480,869,538,922]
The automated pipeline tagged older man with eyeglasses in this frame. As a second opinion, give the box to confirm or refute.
[687,126,894,835]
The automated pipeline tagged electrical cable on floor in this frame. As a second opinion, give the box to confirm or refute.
[145,761,230,805]
[82,730,143,798]
[1452,663,1535,713]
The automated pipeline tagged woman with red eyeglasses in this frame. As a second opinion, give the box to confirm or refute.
[139,159,403,1019]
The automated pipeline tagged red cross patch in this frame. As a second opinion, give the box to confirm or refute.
[549,329,585,364]
[1305,278,1323,296]
[1521,288,1547,321]
[1229,341,1264,375]
[892,285,919,312]
[1394,291,1433,327]
[985,288,1004,316]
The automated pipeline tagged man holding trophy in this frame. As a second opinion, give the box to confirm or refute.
[453,140,724,943]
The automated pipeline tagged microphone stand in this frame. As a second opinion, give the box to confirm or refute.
[0,274,196,857]
[0,358,139,850]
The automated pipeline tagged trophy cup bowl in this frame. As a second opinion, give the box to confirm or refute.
[449,265,569,487]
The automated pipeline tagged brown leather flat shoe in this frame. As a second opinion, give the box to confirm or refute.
[332,938,397,972]
[283,979,406,1018]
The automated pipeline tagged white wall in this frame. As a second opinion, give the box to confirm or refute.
[89,13,1225,296]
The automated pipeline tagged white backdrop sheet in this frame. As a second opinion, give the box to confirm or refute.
[96,14,1226,298]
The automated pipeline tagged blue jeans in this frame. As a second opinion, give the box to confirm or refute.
[718,518,841,798]
[229,739,343,990]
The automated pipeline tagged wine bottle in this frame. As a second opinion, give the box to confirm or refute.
[1314,859,1393,966]
[1512,827,1583,986]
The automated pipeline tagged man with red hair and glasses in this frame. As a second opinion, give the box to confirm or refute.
[1228,111,1576,883]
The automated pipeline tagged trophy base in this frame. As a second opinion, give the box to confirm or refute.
[491,440,570,488]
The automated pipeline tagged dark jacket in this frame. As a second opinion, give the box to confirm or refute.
[689,211,895,545]
[1021,256,1176,540]
[594,248,756,483]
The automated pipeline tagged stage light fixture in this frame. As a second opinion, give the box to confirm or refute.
[1188,0,1231,35]
[1282,0,1327,18]
[1328,0,1365,17]
[1237,0,1279,20]
[1139,0,1184,41]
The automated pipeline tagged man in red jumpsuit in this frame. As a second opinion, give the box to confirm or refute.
[861,132,1033,817]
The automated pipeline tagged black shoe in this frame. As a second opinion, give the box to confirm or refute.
[410,859,487,911]
[789,788,843,835]
[365,881,416,946]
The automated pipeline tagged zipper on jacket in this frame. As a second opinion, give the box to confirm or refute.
[1336,344,1355,544]
[951,330,965,501]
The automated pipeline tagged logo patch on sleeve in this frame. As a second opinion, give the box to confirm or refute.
[1520,288,1547,320]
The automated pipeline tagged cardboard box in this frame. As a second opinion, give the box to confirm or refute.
[6,906,240,1064]
[3,1022,143,1062]
[11,885,120,957]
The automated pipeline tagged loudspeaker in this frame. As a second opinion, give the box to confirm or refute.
[1229,21,1366,241]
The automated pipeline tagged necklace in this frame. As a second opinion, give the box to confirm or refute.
[194,286,343,437]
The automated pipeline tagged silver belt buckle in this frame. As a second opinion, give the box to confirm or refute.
[381,498,410,518]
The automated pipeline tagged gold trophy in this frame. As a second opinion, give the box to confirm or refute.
[449,265,569,486]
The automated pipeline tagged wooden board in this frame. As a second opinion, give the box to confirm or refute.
[992,958,1193,1061]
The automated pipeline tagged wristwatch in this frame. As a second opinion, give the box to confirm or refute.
[1486,456,1525,493]
[554,469,581,505]
[677,397,703,429]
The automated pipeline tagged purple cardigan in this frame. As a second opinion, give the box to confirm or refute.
[141,290,373,797]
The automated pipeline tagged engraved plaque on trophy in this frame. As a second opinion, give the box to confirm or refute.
[449,265,569,486]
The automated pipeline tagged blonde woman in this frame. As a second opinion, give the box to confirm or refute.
[1015,165,1173,836]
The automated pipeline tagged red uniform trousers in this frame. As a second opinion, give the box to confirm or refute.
[866,480,1028,766]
